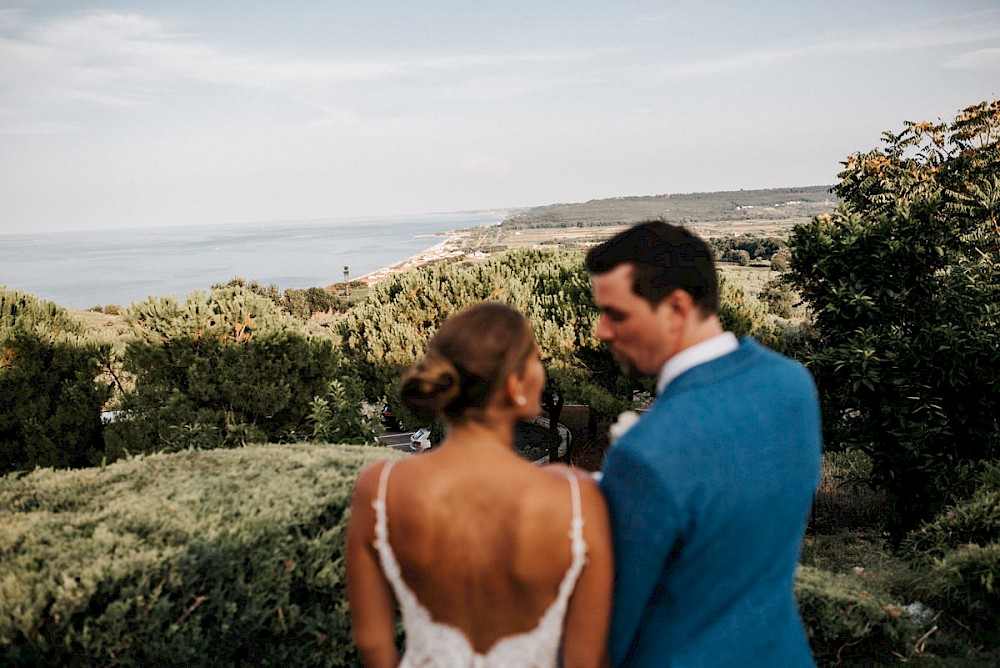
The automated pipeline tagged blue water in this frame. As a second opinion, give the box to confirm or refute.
[0,212,503,309]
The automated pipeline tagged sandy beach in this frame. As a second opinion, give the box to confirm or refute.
[352,228,475,285]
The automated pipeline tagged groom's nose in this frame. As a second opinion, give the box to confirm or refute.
[596,314,614,341]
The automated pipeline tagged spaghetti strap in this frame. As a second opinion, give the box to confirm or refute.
[375,459,396,508]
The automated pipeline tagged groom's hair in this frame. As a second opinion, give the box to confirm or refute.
[585,220,719,316]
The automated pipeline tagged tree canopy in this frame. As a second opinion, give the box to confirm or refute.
[787,100,1000,535]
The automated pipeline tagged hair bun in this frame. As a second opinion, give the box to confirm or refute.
[399,349,461,421]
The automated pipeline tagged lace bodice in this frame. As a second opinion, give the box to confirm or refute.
[372,460,587,668]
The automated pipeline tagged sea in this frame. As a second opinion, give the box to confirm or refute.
[0,212,504,310]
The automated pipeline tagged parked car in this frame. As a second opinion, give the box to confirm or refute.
[380,404,403,431]
[409,427,432,452]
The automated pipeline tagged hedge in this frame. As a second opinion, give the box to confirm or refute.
[0,288,111,474]
[105,288,366,457]
[0,444,400,666]
[902,472,1000,643]
[795,566,914,664]
[2,444,933,666]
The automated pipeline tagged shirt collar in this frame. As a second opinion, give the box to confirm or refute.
[656,331,739,394]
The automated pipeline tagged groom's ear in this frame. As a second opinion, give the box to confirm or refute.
[657,288,693,319]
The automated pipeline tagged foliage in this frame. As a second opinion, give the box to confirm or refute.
[712,233,787,262]
[105,287,368,457]
[900,466,1000,643]
[213,277,349,320]
[0,444,399,666]
[339,249,784,425]
[721,248,751,265]
[786,100,1000,535]
[903,468,1000,559]
[795,566,914,664]
[3,444,971,666]
[759,275,797,319]
[920,543,1000,643]
[309,380,379,445]
[339,249,633,423]
[0,288,112,474]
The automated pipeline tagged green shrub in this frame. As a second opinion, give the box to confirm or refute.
[787,101,1000,536]
[0,443,400,666]
[921,544,999,636]
[795,565,915,664]
[902,469,1000,644]
[903,487,1000,559]
[105,287,369,457]
[0,288,112,474]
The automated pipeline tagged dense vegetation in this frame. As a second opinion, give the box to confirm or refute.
[787,100,1000,537]
[338,248,785,439]
[1,289,111,471]
[0,445,391,667]
[104,287,375,458]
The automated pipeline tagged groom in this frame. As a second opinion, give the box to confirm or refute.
[586,221,822,667]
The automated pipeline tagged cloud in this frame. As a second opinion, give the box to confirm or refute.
[1,11,590,102]
[945,48,1000,71]
[0,9,600,136]
[641,11,1000,81]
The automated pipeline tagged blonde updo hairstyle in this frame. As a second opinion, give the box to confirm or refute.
[399,302,537,424]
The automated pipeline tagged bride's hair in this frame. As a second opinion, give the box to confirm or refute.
[399,302,537,423]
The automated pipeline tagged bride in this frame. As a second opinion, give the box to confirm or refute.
[346,302,612,668]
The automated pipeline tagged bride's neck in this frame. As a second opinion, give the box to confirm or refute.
[443,412,516,451]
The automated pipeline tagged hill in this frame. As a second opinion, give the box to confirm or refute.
[500,184,836,233]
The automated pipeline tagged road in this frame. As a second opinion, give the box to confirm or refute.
[377,430,413,452]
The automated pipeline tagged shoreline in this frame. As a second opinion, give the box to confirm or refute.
[349,228,476,286]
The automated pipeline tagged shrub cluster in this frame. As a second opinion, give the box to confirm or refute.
[0,288,112,474]
[212,277,355,319]
[901,465,1000,643]
[105,287,372,457]
[795,566,914,664]
[0,444,398,667]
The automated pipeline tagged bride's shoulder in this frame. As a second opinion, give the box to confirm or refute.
[541,463,600,485]
[351,458,399,501]
[537,464,606,508]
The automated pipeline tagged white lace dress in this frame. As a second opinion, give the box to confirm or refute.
[372,460,588,668]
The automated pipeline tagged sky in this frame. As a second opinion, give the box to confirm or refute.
[0,0,997,234]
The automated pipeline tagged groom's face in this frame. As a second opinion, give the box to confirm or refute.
[592,264,677,376]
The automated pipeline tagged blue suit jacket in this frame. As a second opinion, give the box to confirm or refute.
[600,338,822,667]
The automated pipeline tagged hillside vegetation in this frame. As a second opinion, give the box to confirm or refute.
[501,184,836,230]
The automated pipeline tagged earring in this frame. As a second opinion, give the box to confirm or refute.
[516,396,527,406]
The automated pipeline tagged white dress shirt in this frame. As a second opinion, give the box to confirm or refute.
[656,332,739,395]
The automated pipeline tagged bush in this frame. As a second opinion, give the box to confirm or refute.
[902,467,1000,644]
[0,288,112,474]
[0,444,400,666]
[903,486,1000,559]
[795,566,915,664]
[921,544,1000,639]
[105,287,369,457]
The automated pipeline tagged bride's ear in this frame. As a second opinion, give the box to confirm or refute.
[504,370,525,407]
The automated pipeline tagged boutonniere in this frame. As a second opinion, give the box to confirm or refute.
[609,410,641,445]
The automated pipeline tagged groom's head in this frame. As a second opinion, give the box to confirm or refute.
[585,221,720,376]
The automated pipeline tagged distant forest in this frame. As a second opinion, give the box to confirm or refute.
[501,185,837,229]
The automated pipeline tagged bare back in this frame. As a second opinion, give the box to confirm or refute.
[378,449,587,652]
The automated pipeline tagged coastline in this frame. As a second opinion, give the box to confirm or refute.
[350,228,476,285]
